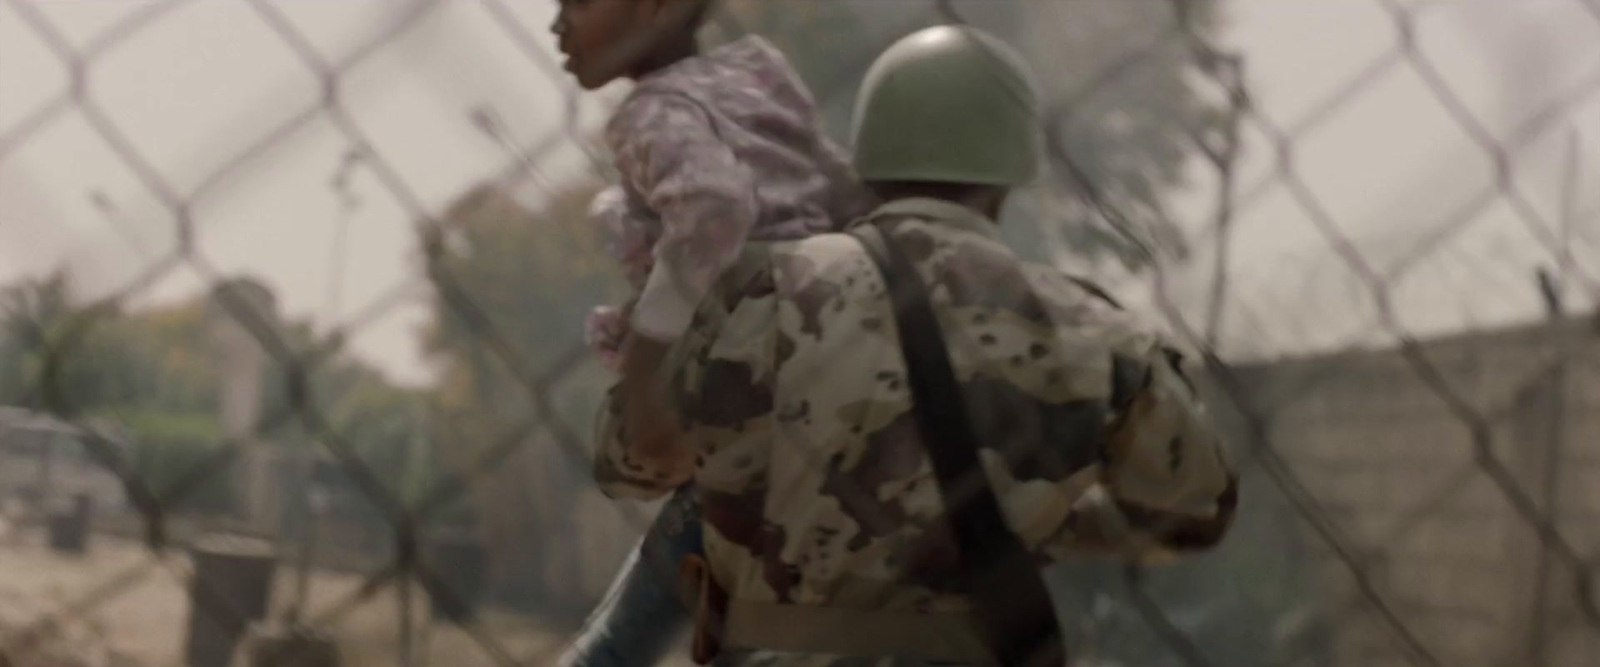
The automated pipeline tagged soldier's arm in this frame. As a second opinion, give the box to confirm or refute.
[1086,343,1239,560]
[593,337,694,501]
[1013,268,1237,562]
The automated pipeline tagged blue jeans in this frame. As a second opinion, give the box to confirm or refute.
[562,486,703,667]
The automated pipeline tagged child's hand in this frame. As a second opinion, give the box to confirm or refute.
[585,306,629,373]
[618,297,637,329]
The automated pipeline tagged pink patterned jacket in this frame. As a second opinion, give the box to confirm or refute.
[604,35,875,342]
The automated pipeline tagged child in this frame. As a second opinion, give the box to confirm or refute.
[560,0,872,362]
[553,0,872,664]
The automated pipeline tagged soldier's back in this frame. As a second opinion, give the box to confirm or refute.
[679,196,1196,666]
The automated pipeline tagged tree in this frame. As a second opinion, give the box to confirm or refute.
[310,350,430,505]
[0,270,82,407]
[119,409,232,513]
[0,271,429,525]
[420,179,629,612]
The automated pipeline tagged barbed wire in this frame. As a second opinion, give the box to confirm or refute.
[0,1,1596,666]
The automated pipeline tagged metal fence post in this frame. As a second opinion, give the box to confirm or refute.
[185,534,279,667]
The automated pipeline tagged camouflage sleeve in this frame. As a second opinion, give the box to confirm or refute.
[592,381,693,501]
[1062,342,1239,562]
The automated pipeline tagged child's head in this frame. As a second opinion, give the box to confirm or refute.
[551,0,714,90]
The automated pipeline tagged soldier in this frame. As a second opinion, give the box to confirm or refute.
[596,25,1239,666]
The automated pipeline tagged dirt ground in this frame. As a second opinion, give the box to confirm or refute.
[0,526,694,667]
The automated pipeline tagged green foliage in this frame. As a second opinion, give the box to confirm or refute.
[417,179,631,609]
[0,270,432,521]
[422,181,624,425]
[118,410,233,514]
[0,270,86,407]
[422,184,622,360]
[313,355,429,504]
[0,273,220,417]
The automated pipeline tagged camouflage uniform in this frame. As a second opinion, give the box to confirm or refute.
[595,197,1239,666]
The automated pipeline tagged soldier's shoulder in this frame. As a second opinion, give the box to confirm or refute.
[1018,262,1179,349]
[759,233,885,332]
[1017,262,1117,312]
[771,232,876,285]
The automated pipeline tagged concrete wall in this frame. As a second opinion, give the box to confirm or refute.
[1212,313,1600,667]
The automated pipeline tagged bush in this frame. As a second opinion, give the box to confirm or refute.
[121,410,235,515]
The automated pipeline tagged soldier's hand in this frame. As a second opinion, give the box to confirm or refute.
[616,333,692,479]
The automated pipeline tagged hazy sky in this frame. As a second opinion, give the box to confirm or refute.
[1,0,1597,385]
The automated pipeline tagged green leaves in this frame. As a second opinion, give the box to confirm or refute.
[0,270,429,514]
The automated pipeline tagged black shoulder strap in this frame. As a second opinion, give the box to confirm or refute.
[1065,275,1123,310]
[849,224,1066,667]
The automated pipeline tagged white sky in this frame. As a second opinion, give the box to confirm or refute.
[2,0,1598,386]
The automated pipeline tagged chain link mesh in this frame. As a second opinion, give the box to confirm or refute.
[1,0,1597,666]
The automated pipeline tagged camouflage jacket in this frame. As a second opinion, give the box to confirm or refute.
[595,198,1239,666]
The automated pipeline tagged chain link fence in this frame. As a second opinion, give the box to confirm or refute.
[0,0,1597,666]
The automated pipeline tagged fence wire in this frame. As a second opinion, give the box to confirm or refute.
[0,1,1597,666]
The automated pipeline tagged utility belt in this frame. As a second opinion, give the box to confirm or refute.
[677,554,996,665]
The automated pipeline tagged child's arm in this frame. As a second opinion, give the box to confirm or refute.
[596,94,756,492]
[609,93,759,344]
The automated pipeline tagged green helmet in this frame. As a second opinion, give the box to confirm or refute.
[851,25,1042,187]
